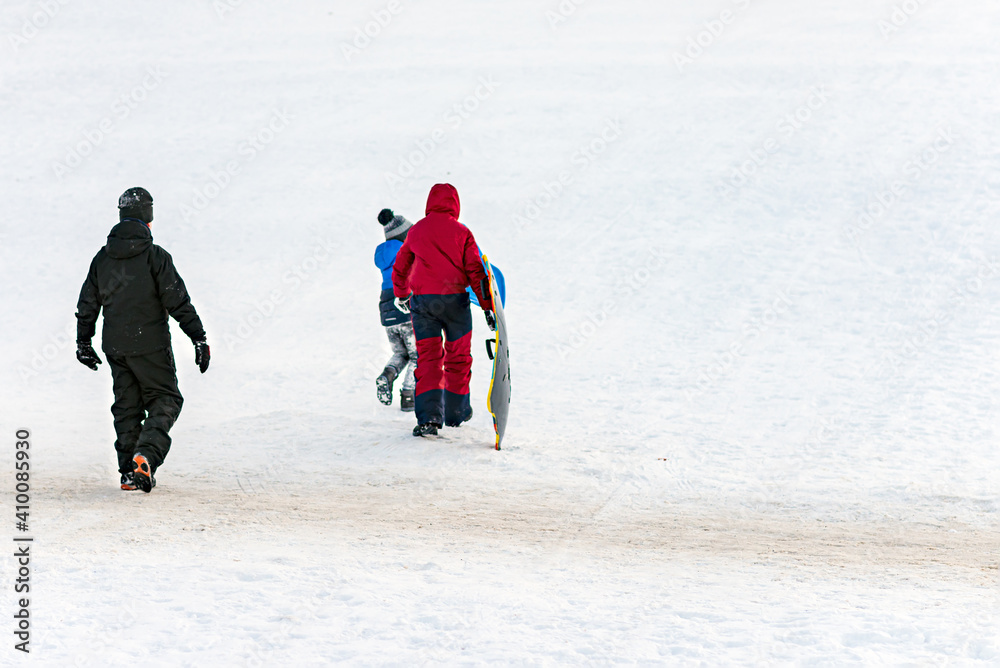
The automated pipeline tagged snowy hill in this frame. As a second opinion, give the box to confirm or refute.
[2,0,999,663]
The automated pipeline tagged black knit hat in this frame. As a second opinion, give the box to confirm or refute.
[118,187,154,223]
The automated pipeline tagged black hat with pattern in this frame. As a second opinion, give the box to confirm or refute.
[118,187,154,223]
[379,208,412,240]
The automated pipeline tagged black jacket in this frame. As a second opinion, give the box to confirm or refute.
[76,219,205,356]
[379,288,409,327]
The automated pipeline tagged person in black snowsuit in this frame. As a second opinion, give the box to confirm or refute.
[75,187,210,493]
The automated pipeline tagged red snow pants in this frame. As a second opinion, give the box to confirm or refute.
[410,293,474,426]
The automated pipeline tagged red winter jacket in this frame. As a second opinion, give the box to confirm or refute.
[392,184,493,310]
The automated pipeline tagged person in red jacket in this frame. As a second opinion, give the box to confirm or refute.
[392,183,495,436]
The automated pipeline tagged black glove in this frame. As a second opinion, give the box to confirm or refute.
[194,340,210,373]
[484,310,496,332]
[76,342,102,371]
[394,296,411,315]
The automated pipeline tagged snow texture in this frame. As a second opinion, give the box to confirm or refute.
[1,0,998,664]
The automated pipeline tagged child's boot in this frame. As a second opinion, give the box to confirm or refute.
[400,389,415,412]
[376,366,397,405]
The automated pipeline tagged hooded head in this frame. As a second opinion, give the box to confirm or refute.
[118,187,154,224]
[106,218,153,259]
[425,183,460,219]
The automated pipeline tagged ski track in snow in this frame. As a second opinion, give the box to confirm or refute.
[3,0,1000,663]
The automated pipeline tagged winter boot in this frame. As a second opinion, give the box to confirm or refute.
[446,407,473,428]
[132,452,157,493]
[120,472,138,491]
[400,389,415,412]
[376,366,398,405]
[412,421,441,437]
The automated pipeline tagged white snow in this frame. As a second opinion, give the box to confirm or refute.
[2,0,999,664]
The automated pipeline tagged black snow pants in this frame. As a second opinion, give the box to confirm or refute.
[107,348,183,474]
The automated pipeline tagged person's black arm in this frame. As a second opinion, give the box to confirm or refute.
[76,256,102,344]
[150,246,206,343]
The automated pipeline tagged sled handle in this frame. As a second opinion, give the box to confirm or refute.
[485,337,496,360]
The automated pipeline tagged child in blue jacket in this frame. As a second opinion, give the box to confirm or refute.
[374,208,417,410]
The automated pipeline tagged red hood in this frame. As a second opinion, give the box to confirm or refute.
[425,183,460,218]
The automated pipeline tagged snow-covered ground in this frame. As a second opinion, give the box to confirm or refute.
[2,0,999,663]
